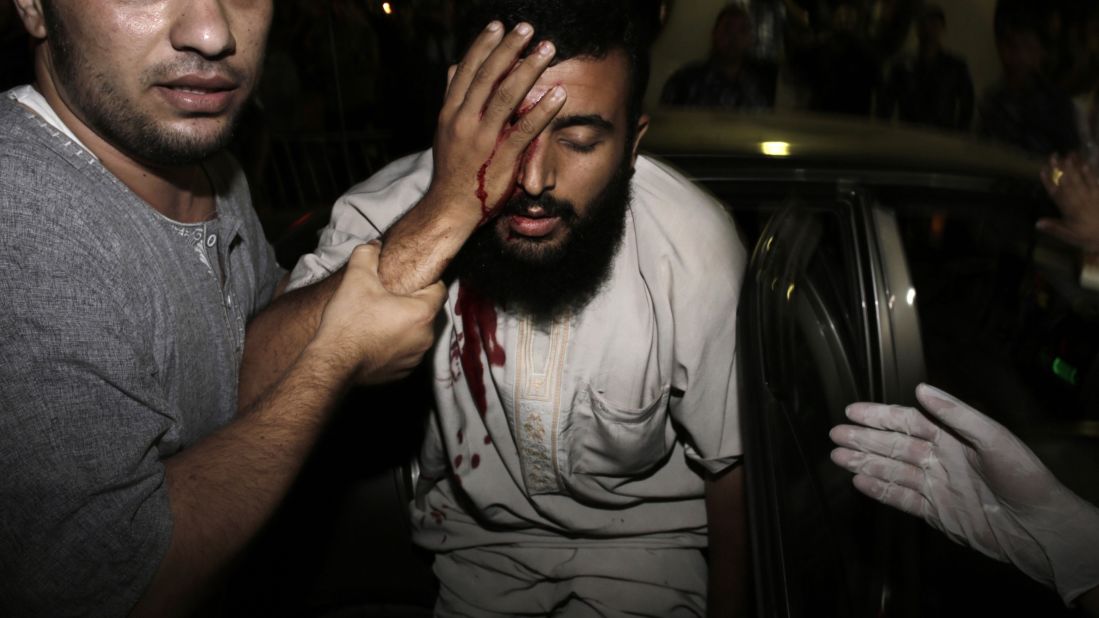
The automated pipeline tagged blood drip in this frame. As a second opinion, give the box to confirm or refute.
[474,101,542,225]
[476,155,495,224]
[455,284,506,416]
[471,454,481,469]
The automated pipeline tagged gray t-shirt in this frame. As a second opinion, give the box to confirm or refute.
[0,90,284,616]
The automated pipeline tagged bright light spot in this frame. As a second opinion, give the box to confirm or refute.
[382,2,394,15]
[760,141,791,157]
[764,235,774,253]
[906,288,916,306]
[786,283,796,301]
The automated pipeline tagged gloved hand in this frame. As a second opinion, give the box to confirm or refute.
[829,383,1099,605]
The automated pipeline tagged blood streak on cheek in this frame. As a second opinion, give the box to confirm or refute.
[475,154,495,224]
[474,97,543,225]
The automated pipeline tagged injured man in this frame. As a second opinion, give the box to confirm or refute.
[242,0,749,615]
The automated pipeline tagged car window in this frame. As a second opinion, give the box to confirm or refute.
[739,198,902,618]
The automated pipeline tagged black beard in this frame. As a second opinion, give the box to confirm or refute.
[448,159,635,324]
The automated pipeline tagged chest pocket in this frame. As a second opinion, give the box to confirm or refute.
[568,384,675,477]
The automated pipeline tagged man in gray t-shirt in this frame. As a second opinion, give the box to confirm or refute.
[0,1,445,616]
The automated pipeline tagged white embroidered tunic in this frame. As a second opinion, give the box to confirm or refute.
[287,150,747,551]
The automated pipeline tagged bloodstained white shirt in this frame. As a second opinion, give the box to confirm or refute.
[288,150,747,551]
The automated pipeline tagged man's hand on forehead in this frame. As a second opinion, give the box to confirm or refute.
[428,21,568,225]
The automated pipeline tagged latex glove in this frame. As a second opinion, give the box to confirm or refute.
[829,383,1099,604]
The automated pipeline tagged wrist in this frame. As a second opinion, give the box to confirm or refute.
[1047,492,1099,604]
[299,338,360,386]
[420,186,491,231]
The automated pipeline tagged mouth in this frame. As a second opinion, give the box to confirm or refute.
[507,213,562,238]
[154,74,241,114]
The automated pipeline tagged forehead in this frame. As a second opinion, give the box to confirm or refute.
[523,50,631,122]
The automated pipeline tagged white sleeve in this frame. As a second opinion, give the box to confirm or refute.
[634,156,748,475]
[286,149,436,291]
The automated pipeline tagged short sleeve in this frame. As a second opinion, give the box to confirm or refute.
[287,150,435,291]
[0,168,175,615]
[670,269,743,476]
[634,157,748,476]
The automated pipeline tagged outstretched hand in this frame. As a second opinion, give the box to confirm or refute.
[829,384,1099,604]
[428,20,567,226]
[1039,153,1099,254]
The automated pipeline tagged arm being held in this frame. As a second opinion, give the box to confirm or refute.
[829,383,1099,608]
[239,21,568,409]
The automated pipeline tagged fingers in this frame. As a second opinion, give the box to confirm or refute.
[443,21,506,117]
[1036,218,1089,248]
[1082,160,1099,192]
[843,402,940,442]
[851,474,932,519]
[829,424,934,468]
[1041,159,1061,199]
[457,22,537,121]
[445,64,458,97]
[914,383,1001,451]
[499,85,567,155]
[831,447,927,493]
[413,280,449,313]
[345,242,382,278]
[478,40,558,128]
[1060,156,1089,204]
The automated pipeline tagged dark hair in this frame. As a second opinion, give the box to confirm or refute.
[993,0,1044,42]
[714,3,750,27]
[458,0,652,128]
[921,4,946,27]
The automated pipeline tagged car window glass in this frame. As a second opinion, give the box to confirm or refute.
[740,200,897,618]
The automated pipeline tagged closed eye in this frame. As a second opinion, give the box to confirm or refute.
[561,140,601,153]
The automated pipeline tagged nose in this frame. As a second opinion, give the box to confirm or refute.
[517,135,556,197]
[170,0,236,59]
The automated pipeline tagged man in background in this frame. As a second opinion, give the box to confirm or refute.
[661,3,777,110]
[878,5,974,132]
[979,2,1079,155]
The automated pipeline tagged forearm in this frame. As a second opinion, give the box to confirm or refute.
[238,271,342,411]
[705,464,748,618]
[378,190,480,295]
[132,343,354,617]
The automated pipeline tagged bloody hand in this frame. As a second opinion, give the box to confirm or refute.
[427,21,567,226]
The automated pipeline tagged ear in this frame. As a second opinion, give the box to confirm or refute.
[13,0,48,39]
[630,113,650,166]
